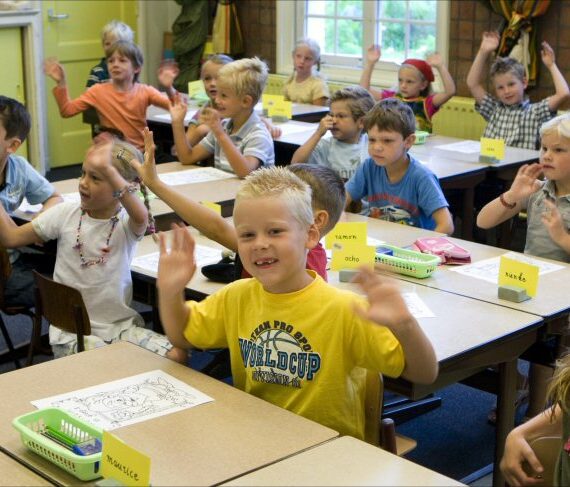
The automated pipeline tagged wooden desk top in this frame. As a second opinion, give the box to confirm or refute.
[0,342,337,486]
[223,436,465,486]
[0,451,53,486]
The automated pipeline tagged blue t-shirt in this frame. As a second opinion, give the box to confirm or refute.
[345,154,448,230]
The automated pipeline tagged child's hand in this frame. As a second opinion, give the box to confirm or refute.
[317,114,334,136]
[158,61,180,88]
[540,41,556,68]
[85,139,116,178]
[507,163,544,201]
[130,127,159,187]
[542,198,568,243]
[157,224,196,296]
[199,107,223,134]
[480,31,500,53]
[352,267,413,330]
[268,123,282,139]
[169,94,188,124]
[426,52,443,69]
[365,45,381,65]
[43,57,66,85]
[500,430,545,486]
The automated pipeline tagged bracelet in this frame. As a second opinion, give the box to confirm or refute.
[113,183,138,199]
[499,193,516,209]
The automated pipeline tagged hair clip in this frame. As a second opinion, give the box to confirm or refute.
[115,148,130,164]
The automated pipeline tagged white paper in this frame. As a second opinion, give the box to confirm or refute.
[32,370,214,430]
[17,197,42,213]
[131,245,222,275]
[276,123,316,137]
[153,109,197,123]
[402,292,435,318]
[434,140,481,154]
[158,167,236,186]
[62,192,81,204]
[448,251,565,283]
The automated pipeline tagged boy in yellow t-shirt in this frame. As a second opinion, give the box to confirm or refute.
[156,166,437,439]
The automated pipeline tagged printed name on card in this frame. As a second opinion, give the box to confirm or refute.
[480,137,505,160]
[101,431,151,486]
[498,256,539,297]
[325,222,367,249]
[331,243,376,271]
[188,80,206,98]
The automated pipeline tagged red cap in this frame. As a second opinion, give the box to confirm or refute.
[401,59,434,83]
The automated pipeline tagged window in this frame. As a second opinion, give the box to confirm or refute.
[276,0,449,87]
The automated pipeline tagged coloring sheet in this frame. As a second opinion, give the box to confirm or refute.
[131,245,222,275]
[32,370,214,430]
[434,140,481,154]
[449,251,564,283]
[158,167,236,186]
[402,292,436,318]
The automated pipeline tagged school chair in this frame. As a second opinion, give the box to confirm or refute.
[27,270,91,366]
[364,370,417,456]
[523,435,561,486]
[0,247,34,369]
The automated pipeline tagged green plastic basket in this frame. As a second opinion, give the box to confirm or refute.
[414,130,429,144]
[375,244,440,278]
[12,407,103,481]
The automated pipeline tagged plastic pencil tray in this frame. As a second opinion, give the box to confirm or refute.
[12,407,103,481]
[375,244,439,278]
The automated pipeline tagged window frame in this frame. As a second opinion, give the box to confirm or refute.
[276,0,450,90]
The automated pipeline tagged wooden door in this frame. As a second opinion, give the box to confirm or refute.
[42,0,138,167]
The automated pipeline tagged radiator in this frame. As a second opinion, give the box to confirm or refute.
[432,96,486,140]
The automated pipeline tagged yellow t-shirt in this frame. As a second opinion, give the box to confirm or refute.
[184,272,405,439]
[282,75,330,104]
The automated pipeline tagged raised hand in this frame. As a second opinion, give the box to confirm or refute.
[157,224,197,296]
[43,57,66,84]
[542,198,567,243]
[426,52,443,69]
[169,94,188,124]
[317,114,334,136]
[130,127,159,187]
[158,61,180,88]
[365,45,381,65]
[85,138,115,176]
[199,107,223,133]
[507,163,544,201]
[540,41,555,68]
[480,31,500,53]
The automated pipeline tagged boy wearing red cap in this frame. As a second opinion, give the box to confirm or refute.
[359,46,455,132]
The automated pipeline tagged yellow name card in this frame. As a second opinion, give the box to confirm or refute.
[498,256,539,297]
[188,80,206,99]
[269,99,292,119]
[101,431,151,486]
[262,94,283,111]
[331,243,376,271]
[480,137,505,160]
[201,200,222,215]
[325,222,367,249]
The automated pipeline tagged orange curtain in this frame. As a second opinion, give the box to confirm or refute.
[212,0,244,56]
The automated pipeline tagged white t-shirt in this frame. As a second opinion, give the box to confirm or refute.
[32,202,144,344]
[308,133,368,180]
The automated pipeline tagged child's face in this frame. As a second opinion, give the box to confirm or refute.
[234,196,319,294]
[367,126,414,168]
[107,51,140,84]
[398,66,427,99]
[493,72,527,106]
[0,122,20,165]
[78,146,119,218]
[293,45,317,77]
[540,132,570,185]
[329,100,363,143]
[201,61,223,102]
[214,82,250,119]
[102,33,119,51]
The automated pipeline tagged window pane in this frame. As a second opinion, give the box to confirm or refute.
[409,23,435,58]
[337,19,363,56]
[306,0,336,16]
[409,0,437,21]
[337,0,363,17]
[379,0,406,20]
[380,21,405,62]
[306,17,328,52]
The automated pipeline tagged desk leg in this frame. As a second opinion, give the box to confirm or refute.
[493,359,518,487]
[462,186,474,241]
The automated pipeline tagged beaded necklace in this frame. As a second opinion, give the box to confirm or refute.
[74,207,121,267]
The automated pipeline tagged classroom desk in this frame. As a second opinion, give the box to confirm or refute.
[223,436,465,486]
[0,342,338,486]
[0,450,53,486]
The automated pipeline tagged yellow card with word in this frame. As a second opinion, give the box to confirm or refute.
[331,243,376,271]
[325,222,367,249]
[262,94,283,112]
[101,431,151,486]
[188,80,206,99]
[268,98,292,119]
[498,256,539,297]
[201,200,222,215]
[480,137,506,161]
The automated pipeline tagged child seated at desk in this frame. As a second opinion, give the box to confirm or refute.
[467,31,569,150]
[0,96,62,308]
[478,113,570,422]
[132,128,344,281]
[345,98,454,234]
[169,57,274,178]
[156,166,437,439]
[291,86,374,181]
[0,135,185,363]
[44,40,177,151]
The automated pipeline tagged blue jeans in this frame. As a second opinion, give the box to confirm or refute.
[4,250,55,308]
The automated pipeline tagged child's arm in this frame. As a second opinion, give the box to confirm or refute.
[169,96,212,165]
[541,42,570,111]
[0,203,41,248]
[130,129,238,250]
[40,193,64,212]
[157,62,179,101]
[200,107,260,178]
[359,45,384,101]
[426,53,456,108]
[262,118,282,140]
[157,225,196,349]
[432,207,454,235]
[312,96,329,107]
[291,115,333,164]
[542,199,570,255]
[477,163,543,229]
[44,57,66,88]
[354,267,438,384]
[466,31,500,104]
[501,405,562,486]
[45,58,92,117]
[186,122,211,147]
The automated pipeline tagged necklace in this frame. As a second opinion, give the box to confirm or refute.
[73,207,121,268]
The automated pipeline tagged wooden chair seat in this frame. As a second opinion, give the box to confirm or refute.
[523,435,561,486]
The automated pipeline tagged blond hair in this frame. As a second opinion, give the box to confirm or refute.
[548,354,570,416]
[101,20,134,44]
[540,113,570,140]
[236,167,314,229]
[217,57,268,104]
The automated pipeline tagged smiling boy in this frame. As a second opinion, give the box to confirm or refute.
[157,166,437,439]
[466,31,569,150]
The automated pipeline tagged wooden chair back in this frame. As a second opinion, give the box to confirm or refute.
[524,436,561,486]
[32,270,91,353]
[0,246,12,309]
